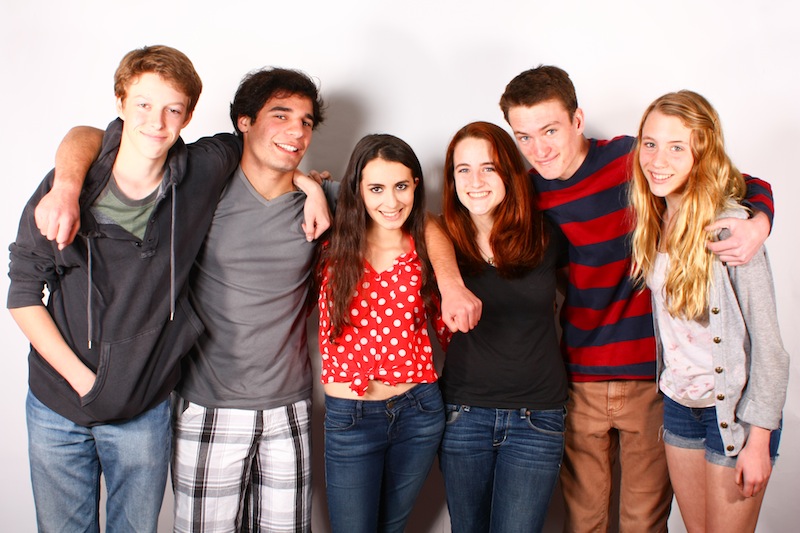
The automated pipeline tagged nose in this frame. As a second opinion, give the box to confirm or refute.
[651,147,668,167]
[385,190,400,208]
[531,137,549,157]
[150,109,165,130]
[469,170,483,188]
[286,118,305,139]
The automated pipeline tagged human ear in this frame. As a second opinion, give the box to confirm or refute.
[115,97,125,120]
[573,107,586,134]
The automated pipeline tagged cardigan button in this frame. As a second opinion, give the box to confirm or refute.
[711,307,720,314]
[727,445,735,452]
[720,422,729,429]
[713,337,722,344]
[715,367,724,373]
[717,393,725,401]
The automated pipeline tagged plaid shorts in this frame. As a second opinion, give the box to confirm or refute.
[171,395,312,532]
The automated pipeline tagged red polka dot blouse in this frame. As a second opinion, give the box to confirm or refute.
[318,245,449,396]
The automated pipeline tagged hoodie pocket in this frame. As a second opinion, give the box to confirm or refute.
[79,297,204,422]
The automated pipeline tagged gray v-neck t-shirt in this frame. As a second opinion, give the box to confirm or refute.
[178,166,337,409]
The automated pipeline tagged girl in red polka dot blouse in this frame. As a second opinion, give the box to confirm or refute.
[316,134,449,532]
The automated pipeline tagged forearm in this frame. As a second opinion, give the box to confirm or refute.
[36,126,104,248]
[293,170,332,240]
[424,216,482,331]
[742,175,774,230]
[425,216,463,291]
[54,126,104,192]
[10,306,95,395]
[749,210,770,241]
[293,171,325,198]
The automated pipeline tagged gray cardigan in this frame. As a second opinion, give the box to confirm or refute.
[654,208,789,456]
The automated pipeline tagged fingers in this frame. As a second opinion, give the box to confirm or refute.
[309,170,331,181]
[442,299,482,333]
[313,219,330,239]
[58,222,80,251]
[706,239,748,266]
[34,190,82,249]
[38,211,78,250]
[706,235,740,265]
[444,314,472,333]
[302,214,332,242]
[704,219,727,233]
[735,465,745,494]
[307,170,332,185]
[301,222,313,242]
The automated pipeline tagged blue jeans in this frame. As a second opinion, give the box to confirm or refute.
[324,382,445,533]
[439,404,566,533]
[26,390,171,533]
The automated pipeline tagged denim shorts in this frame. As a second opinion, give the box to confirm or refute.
[662,395,781,468]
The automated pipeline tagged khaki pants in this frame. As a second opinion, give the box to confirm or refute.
[560,381,672,533]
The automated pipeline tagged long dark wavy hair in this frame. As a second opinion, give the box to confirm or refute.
[321,134,437,341]
[442,121,548,277]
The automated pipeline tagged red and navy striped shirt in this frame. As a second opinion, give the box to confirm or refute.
[532,136,774,382]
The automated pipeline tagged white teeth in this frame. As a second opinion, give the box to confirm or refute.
[276,143,298,152]
[468,192,489,198]
[650,172,671,181]
[379,210,402,220]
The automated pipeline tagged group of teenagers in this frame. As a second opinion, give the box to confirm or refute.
[8,44,789,533]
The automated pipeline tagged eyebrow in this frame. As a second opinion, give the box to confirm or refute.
[538,120,560,132]
[642,135,689,143]
[129,95,187,107]
[267,106,315,123]
[365,178,412,187]
[455,161,494,167]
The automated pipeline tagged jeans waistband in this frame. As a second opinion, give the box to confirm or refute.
[325,382,439,415]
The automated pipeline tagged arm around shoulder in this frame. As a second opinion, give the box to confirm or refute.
[706,175,775,266]
[424,216,482,332]
[293,170,332,241]
[36,126,105,249]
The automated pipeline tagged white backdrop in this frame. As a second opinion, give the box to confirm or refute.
[1,1,798,531]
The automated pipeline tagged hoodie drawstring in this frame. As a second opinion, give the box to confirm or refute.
[170,181,176,321]
[86,236,93,349]
[85,179,176,349]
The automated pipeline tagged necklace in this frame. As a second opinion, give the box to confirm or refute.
[478,244,495,266]
[477,233,495,266]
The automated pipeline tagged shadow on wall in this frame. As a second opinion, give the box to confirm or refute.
[303,90,368,181]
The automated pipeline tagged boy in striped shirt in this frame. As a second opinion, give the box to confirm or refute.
[500,65,773,532]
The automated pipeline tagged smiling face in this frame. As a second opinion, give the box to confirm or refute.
[453,137,506,223]
[507,99,587,180]
[639,110,695,213]
[238,93,314,177]
[116,72,192,164]
[360,158,418,233]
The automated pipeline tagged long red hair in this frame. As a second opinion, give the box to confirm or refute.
[442,121,548,277]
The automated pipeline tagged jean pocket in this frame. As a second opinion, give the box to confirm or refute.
[415,386,444,414]
[324,408,357,432]
[445,404,464,425]
[525,408,566,436]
